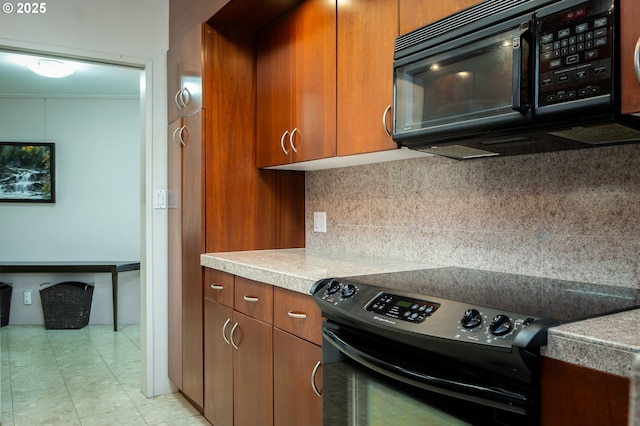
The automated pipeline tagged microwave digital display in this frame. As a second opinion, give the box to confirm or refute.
[561,7,586,23]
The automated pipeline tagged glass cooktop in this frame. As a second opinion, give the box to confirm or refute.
[339,267,640,323]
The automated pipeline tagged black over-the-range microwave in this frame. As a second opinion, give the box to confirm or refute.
[392,0,640,159]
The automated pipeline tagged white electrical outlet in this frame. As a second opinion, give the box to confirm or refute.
[23,289,32,305]
[313,212,327,233]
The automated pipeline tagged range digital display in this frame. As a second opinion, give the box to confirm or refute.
[367,292,440,323]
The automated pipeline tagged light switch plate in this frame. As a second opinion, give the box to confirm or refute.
[154,189,167,209]
[313,212,327,233]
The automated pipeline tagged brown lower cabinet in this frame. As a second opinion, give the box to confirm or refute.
[273,329,322,426]
[540,357,629,426]
[204,298,234,426]
[204,270,322,426]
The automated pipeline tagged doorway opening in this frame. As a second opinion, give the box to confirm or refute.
[0,47,154,399]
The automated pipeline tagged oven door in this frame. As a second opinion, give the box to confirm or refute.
[393,15,532,146]
[322,322,537,426]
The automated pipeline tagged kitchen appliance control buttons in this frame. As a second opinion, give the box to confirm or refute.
[327,280,341,294]
[489,314,513,336]
[461,309,482,329]
[341,284,357,298]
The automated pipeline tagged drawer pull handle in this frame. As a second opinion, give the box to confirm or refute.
[222,318,231,345]
[210,284,224,290]
[243,295,259,303]
[311,360,322,397]
[287,311,307,319]
[230,322,240,350]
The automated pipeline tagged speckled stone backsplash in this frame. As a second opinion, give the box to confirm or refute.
[305,144,640,288]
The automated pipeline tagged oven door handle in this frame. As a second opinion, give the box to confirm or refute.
[323,328,528,414]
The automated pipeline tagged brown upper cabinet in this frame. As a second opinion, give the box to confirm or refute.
[257,0,487,169]
[337,0,400,156]
[167,24,205,123]
[256,0,337,168]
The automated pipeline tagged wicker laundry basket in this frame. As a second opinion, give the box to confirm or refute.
[40,281,94,329]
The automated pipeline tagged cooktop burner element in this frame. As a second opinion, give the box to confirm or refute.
[310,267,640,381]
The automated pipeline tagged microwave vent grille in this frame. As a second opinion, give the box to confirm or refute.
[395,0,531,53]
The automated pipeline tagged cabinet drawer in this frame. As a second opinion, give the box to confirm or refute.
[235,277,273,323]
[273,287,322,346]
[204,268,234,307]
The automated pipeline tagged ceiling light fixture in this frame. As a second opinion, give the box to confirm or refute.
[28,59,74,78]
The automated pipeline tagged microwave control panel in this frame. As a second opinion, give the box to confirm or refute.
[536,0,613,108]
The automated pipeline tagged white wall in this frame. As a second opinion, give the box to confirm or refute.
[0,0,171,398]
[0,97,141,325]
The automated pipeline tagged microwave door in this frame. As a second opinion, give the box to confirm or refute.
[393,24,530,143]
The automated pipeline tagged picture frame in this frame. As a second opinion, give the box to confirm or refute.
[0,142,56,203]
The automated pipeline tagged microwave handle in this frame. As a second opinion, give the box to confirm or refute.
[511,23,531,113]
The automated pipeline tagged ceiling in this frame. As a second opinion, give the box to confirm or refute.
[0,50,141,98]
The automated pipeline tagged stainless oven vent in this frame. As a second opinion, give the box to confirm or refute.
[394,0,532,55]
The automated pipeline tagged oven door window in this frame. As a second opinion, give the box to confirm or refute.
[322,325,535,426]
[394,26,526,137]
[325,361,478,425]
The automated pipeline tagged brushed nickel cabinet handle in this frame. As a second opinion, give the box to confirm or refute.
[635,37,640,85]
[230,322,239,350]
[311,361,322,397]
[174,89,185,109]
[172,126,182,147]
[243,295,259,303]
[180,87,191,108]
[289,127,300,153]
[210,284,224,290]
[222,318,231,345]
[287,311,307,319]
[280,130,290,155]
[382,104,392,136]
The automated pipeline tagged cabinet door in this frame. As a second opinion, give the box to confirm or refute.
[167,119,183,388]
[234,277,273,323]
[167,46,182,123]
[180,24,205,117]
[256,0,337,167]
[337,0,398,156]
[168,24,205,124]
[290,0,337,163]
[273,287,322,346]
[233,311,274,426]
[256,15,294,168]
[204,299,234,426]
[181,109,205,408]
[204,268,234,307]
[541,357,629,425]
[399,0,482,35]
[274,329,322,426]
[621,0,640,114]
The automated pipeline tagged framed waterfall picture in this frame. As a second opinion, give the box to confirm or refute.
[0,142,56,203]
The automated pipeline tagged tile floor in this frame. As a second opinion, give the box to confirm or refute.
[0,324,210,425]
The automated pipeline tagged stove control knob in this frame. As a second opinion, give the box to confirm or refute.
[461,309,482,329]
[326,280,341,295]
[489,314,513,336]
[341,284,357,298]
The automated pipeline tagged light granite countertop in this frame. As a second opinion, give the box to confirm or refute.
[201,248,640,379]
[201,248,438,294]
[542,309,640,377]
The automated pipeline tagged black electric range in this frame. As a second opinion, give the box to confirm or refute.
[310,267,640,425]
